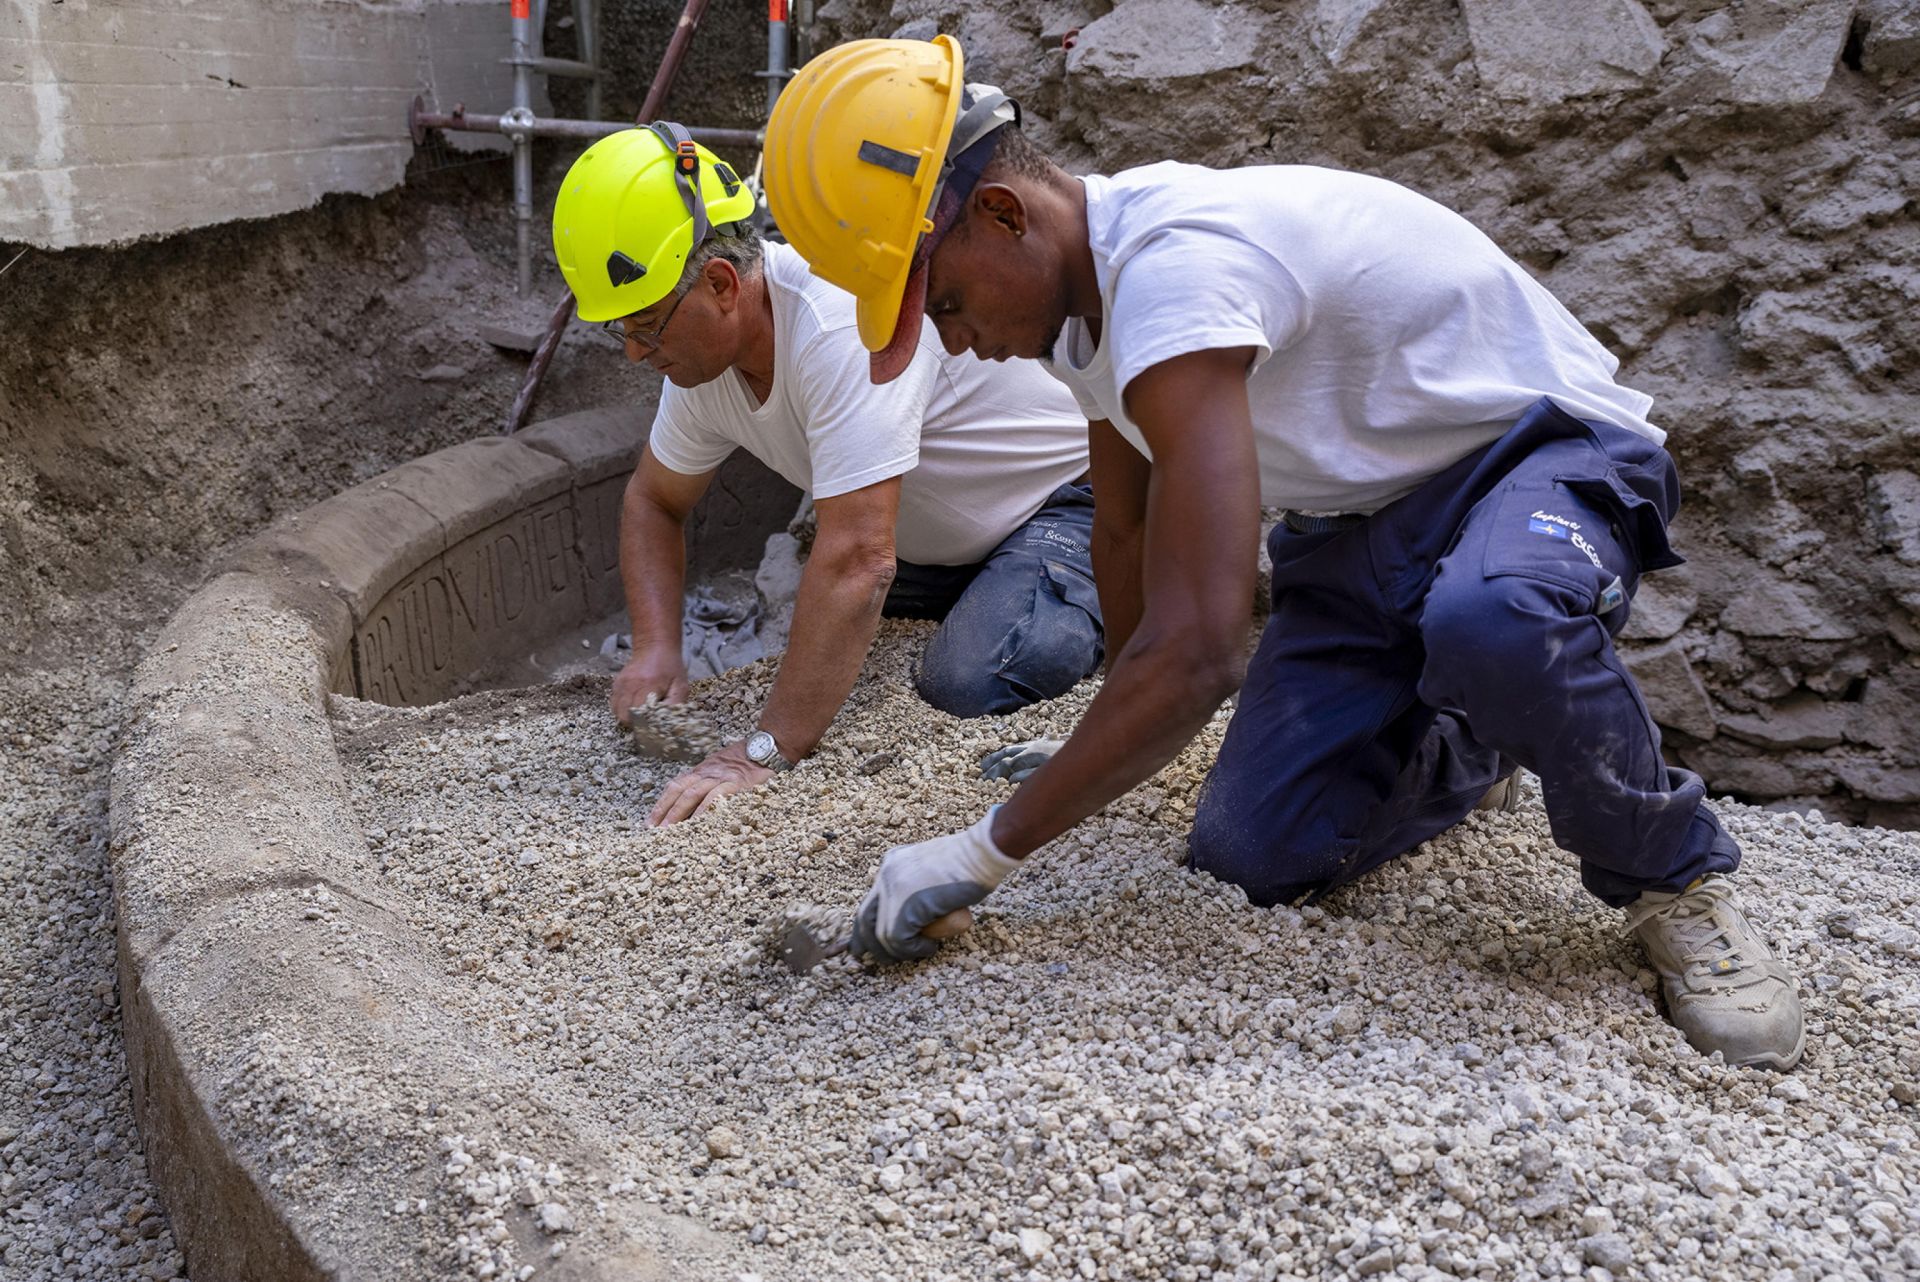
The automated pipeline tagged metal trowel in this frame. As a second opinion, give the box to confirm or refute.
[779,906,974,974]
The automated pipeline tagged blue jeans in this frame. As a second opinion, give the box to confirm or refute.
[885,482,1105,717]
[1189,397,1740,909]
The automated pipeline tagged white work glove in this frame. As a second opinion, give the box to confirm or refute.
[849,809,1021,965]
[980,737,1064,784]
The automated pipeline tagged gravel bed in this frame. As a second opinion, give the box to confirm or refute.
[334,622,1920,1282]
[0,663,185,1281]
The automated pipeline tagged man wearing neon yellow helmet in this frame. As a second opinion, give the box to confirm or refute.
[763,39,1803,1070]
[553,124,1102,827]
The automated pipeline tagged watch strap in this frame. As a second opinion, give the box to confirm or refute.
[749,729,794,772]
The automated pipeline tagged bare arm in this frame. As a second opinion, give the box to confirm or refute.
[612,445,715,724]
[1086,417,1152,667]
[647,475,902,826]
[757,477,903,757]
[989,348,1262,858]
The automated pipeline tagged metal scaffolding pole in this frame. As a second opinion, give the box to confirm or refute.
[411,102,763,148]
[760,0,790,115]
[408,0,784,429]
[509,0,536,297]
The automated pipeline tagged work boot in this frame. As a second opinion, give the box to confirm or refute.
[1474,773,1522,813]
[1627,875,1805,1070]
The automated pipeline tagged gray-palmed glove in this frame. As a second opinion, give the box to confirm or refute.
[849,809,1021,964]
[979,737,1065,784]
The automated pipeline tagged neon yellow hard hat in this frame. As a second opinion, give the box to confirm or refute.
[552,122,758,322]
[765,37,1018,376]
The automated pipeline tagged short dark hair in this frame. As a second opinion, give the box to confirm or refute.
[980,125,1059,185]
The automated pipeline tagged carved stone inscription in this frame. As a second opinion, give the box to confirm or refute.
[348,452,799,707]
[575,473,628,620]
[686,451,802,583]
[355,494,588,707]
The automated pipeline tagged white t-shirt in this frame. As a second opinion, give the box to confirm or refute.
[1047,162,1663,514]
[648,242,1090,566]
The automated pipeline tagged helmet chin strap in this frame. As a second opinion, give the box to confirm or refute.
[645,120,713,251]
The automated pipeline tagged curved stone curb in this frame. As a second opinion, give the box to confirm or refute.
[110,406,795,1280]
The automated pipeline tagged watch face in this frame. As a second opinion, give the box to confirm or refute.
[747,731,775,764]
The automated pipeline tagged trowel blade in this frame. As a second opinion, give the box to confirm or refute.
[778,921,848,974]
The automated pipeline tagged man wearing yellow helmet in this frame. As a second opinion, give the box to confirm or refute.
[552,124,1102,827]
[763,39,1803,1070]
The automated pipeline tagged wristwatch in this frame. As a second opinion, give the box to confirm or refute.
[744,729,794,772]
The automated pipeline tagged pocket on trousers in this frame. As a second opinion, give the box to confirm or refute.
[1480,479,1641,618]
[1038,558,1104,633]
[1559,460,1684,573]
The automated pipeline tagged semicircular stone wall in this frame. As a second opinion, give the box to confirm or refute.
[108,406,797,1280]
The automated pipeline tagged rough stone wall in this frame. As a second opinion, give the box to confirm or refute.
[816,0,1920,827]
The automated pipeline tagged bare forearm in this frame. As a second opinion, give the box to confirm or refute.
[758,557,893,758]
[990,630,1242,857]
[1091,525,1146,666]
[619,488,688,654]
[990,351,1259,860]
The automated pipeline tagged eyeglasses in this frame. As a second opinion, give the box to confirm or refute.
[598,287,688,351]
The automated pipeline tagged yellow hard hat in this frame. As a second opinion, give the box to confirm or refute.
[765,37,1018,376]
[552,122,758,322]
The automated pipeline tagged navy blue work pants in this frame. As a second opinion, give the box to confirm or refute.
[1189,398,1740,909]
[884,482,1105,717]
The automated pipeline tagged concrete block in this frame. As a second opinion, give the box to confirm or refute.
[131,571,352,713]
[1460,0,1665,102]
[379,436,571,549]
[574,473,633,621]
[353,492,589,706]
[114,585,385,962]
[121,890,688,1282]
[222,482,445,624]
[0,0,529,249]
[109,414,805,1280]
[518,404,651,487]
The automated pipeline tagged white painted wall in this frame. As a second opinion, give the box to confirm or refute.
[0,0,543,249]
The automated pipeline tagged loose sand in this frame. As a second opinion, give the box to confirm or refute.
[332,623,1920,1282]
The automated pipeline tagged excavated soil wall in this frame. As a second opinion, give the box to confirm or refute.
[814,0,1920,826]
